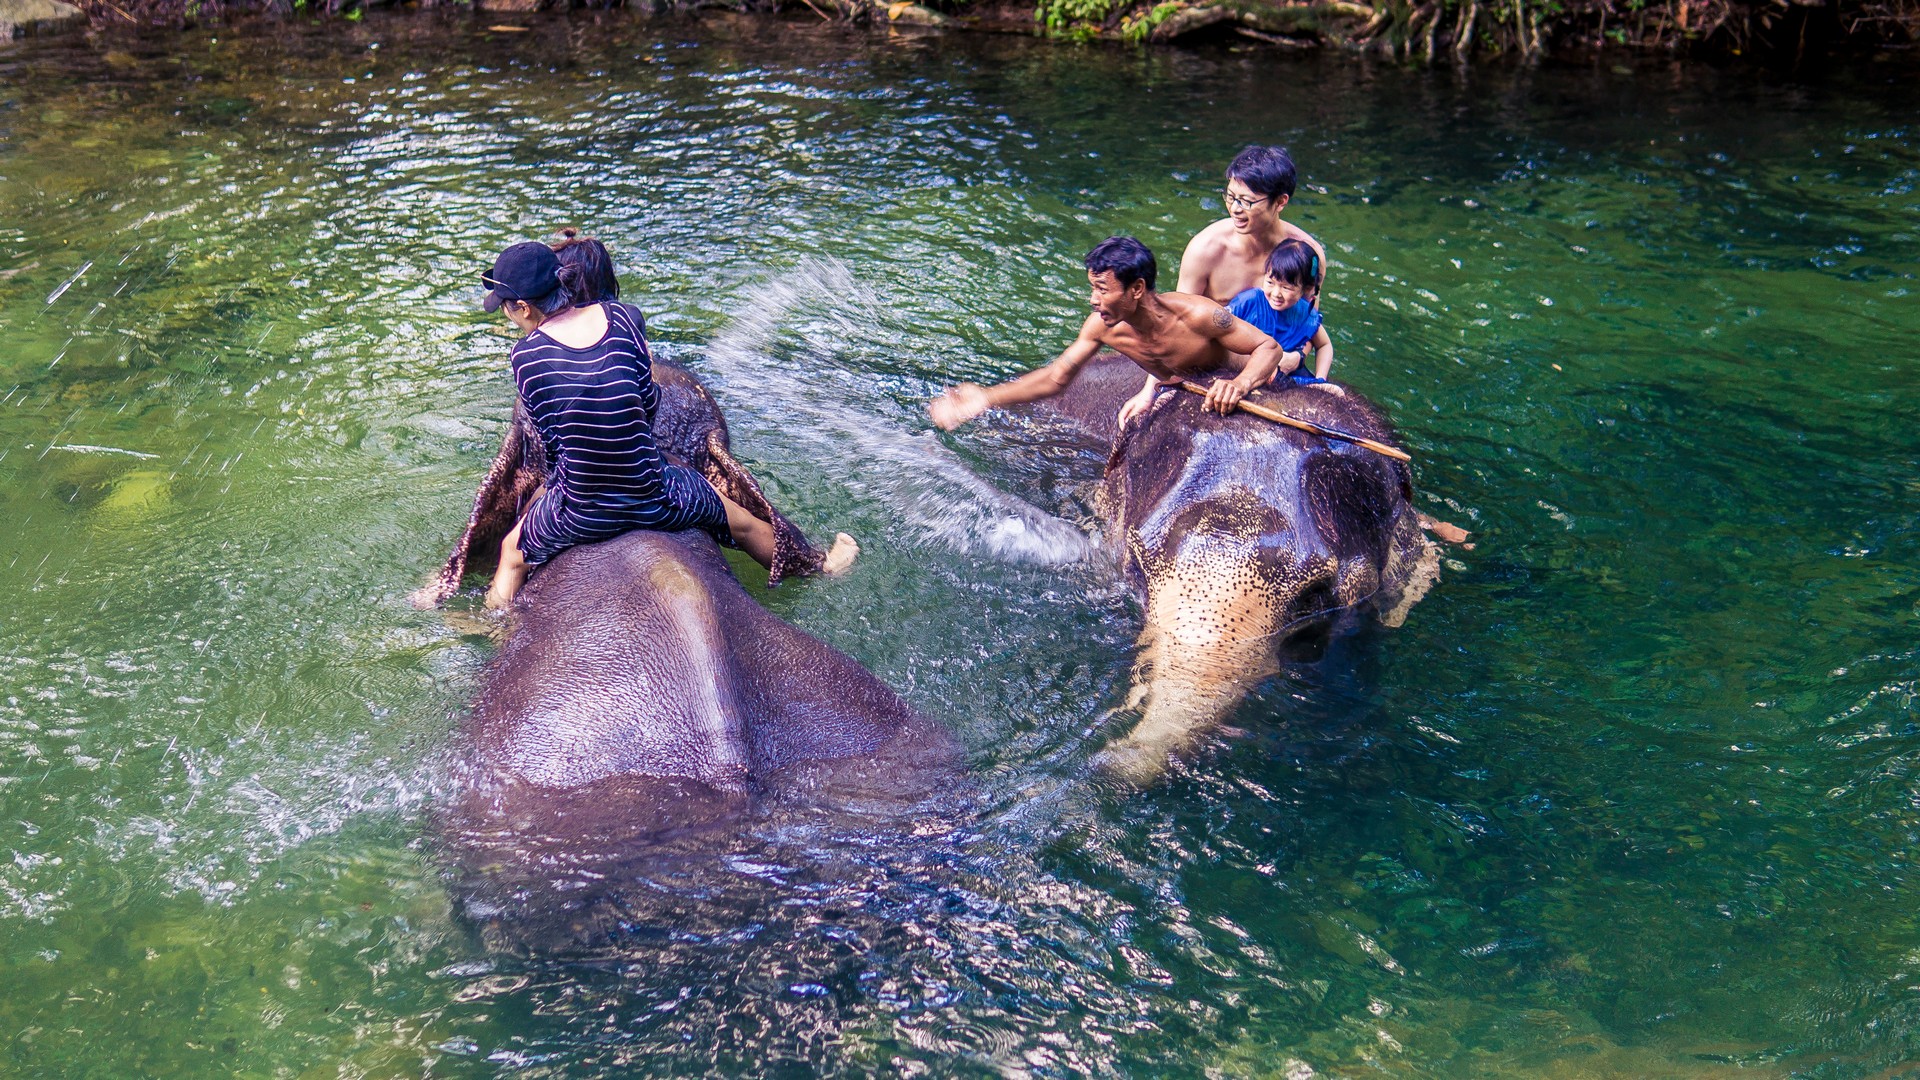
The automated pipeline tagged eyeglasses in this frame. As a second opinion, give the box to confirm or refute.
[1223,190,1269,213]
[481,273,525,303]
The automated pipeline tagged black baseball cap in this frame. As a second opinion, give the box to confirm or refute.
[481,241,561,313]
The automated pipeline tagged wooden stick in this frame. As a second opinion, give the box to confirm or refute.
[1172,380,1413,463]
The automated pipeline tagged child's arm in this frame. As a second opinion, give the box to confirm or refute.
[1309,325,1333,381]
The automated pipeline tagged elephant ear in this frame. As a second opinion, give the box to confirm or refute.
[701,431,825,588]
[409,402,549,609]
[1104,420,1134,478]
[1302,451,1395,568]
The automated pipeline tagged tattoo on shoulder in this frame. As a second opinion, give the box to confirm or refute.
[1211,306,1234,331]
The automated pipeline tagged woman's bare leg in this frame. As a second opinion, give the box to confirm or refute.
[718,493,858,575]
[719,495,777,567]
[484,487,545,609]
[485,522,530,609]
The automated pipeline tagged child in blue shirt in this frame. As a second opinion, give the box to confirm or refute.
[1227,238,1333,385]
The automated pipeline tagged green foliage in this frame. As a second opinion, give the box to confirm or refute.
[1034,0,1124,34]
[1120,0,1182,40]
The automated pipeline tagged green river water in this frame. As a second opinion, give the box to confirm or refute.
[0,14,1915,1076]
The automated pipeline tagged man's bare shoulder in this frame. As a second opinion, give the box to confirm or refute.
[1075,311,1122,345]
[1186,218,1239,256]
[1160,290,1231,329]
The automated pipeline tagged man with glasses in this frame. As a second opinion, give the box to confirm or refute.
[1176,145,1326,305]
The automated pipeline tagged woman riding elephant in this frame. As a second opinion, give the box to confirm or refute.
[415,238,858,608]
[420,237,963,949]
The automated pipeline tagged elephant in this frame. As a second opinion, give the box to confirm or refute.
[420,359,961,951]
[1039,356,1443,784]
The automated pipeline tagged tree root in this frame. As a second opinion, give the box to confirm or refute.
[1453,0,1477,58]
[1235,23,1316,44]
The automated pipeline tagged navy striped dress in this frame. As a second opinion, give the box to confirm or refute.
[511,302,728,566]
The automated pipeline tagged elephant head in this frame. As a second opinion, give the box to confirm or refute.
[1044,356,1439,783]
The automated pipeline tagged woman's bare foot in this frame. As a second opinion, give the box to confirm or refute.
[484,560,526,609]
[822,533,860,575]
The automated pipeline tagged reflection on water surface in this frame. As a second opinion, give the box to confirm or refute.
[0,12,1915,1075]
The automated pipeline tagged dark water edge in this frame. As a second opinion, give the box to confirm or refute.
[0,11,1916,1077]
[42,0,1920,68]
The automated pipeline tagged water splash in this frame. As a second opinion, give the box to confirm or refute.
[47,443,160,459]
[699,257,1097,567]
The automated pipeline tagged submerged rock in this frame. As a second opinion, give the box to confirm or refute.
[0,0,84,39]
[887,1,949,24]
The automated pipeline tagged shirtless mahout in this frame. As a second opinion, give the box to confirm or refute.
[929,236,1284,432]
[1176,144,1327,305]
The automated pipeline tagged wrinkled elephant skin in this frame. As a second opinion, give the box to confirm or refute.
[425,360,960,951]
[444,526,961,952]
[1044,356,1439,783]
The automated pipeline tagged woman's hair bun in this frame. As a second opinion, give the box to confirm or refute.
[559,227,580,240]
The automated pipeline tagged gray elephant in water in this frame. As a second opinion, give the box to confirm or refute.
[1041,356,1444,783]
[421,360,960,949]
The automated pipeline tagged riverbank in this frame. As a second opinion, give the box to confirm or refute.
[49,0,1920,64]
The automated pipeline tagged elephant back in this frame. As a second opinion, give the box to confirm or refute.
[1044,352,1150,444]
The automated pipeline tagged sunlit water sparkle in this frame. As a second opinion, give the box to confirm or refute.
[0,14,1915,1076]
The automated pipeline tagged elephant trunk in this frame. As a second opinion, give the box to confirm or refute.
[1094,632,1276,787]
[1095,533,1341,786]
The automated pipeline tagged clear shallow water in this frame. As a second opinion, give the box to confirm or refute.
[0,14,1916,1075]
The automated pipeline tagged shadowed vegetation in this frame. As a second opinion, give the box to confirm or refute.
[63,0,1920,63]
